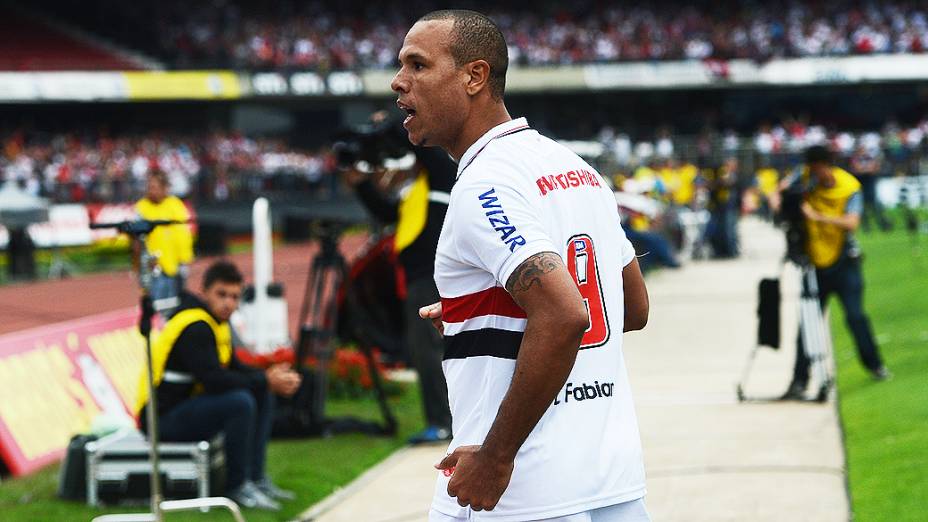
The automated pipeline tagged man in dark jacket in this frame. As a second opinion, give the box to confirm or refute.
[347,124,454,444]
[139,261,301,510]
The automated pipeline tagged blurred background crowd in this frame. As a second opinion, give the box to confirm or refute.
[0,129,336,203]
[4,115,925,206]
[36,0,928,70]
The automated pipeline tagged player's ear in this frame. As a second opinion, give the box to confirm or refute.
[464,60,491,96]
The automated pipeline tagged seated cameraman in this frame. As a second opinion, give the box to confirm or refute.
[344,113,454,444]
[138,261,302,510]
[781,146,890,400]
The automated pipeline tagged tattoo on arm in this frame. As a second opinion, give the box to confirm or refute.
[505,251,561,295]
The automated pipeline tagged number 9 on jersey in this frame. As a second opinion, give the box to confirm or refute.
[566,234,610,349]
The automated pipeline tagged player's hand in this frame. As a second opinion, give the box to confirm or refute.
[418,302,444,336]
[436,445,514,511]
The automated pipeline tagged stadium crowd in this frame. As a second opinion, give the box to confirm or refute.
[0,130,334,203]
[3,116,926,204]
[40,0,928,70]
[587,115,928,265]
[598,116,928,172]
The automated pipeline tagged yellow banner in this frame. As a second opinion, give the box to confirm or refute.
[122,71,242,100]
[0,309,146,475]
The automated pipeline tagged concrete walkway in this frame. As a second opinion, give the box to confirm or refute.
[299,218,849,522]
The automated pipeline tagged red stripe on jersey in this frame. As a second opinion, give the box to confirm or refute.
[441,286,526,323]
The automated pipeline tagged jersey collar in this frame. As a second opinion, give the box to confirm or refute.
[456,117,530,179]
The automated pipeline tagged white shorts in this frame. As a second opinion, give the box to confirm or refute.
[429,497,650,522]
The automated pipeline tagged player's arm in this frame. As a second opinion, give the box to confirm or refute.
[483,251,588,460]
[623,257,648,332]
[438,252,588,510]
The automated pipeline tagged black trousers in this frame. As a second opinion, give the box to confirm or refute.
[792,255,884,385]
[158,388,274,492]
[403,277,452,429]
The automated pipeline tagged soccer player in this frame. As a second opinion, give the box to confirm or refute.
[392,10,651,521]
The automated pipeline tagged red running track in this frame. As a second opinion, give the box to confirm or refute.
[0,235,368,337]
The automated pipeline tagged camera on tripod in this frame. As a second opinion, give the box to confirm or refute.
[310,219,350,248]
[332,118,412,171]
[738,182,834,403]
[281,216,397,438]
[777,183,809,266]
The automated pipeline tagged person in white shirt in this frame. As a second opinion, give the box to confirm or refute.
[392,10,651,521]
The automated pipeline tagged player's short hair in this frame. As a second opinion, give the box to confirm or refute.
[203,260,243,290]
[418,9,508,100]
[805,145,833,165]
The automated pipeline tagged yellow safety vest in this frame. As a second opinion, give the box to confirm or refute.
[134,308,232,414]
[756,167,780,197]
[135,196,194,276]
[673,163,698,205]
[394,171,430,254]
[804,167,861,268]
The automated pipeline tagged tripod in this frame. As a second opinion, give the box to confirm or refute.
[89,219,244,522]
[292,222,396,436]
[737,257,834,403]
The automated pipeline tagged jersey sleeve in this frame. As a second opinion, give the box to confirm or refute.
[621,234,636,267]
[453,177,558,287]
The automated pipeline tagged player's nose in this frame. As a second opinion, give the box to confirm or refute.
[391,69,409,93]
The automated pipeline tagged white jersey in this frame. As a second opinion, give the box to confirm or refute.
[432,117,646,521]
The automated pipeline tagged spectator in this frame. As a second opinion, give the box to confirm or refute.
[38,0,928,70]
[849,144,893,231]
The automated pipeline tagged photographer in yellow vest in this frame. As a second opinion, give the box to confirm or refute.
[344,114,454,445]
[782,146,890,399]
[135,170,194,318]
[137,261,302,510]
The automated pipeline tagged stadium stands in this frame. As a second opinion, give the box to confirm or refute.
[0,130,334,203]
[598,117,928,166]
[33,0,928,70]
[3,117,925,204]
[0,8,142,71]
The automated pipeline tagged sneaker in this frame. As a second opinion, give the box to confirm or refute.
[229,481,281,511]
[871,366,893,381]
[255,477,296,501]
[408,425,452,445]
[779,381,807,401]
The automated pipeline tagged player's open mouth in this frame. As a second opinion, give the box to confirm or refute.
[397,101,416,127]
[403,110,416,127]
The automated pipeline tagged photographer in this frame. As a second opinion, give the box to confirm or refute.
[343,115,454,444]
[780,146,890,400]
[137,261,302,510]
[135,170,194,318]
[704,157,741,258]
